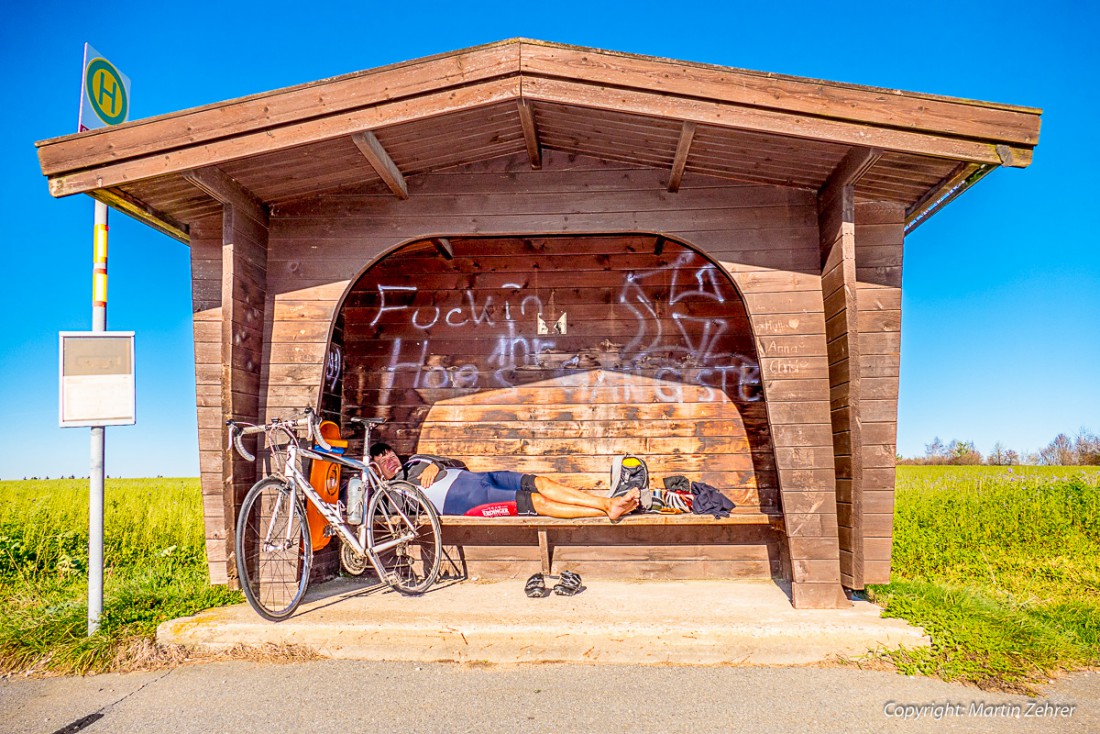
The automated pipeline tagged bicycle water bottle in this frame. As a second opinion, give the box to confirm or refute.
[346,477,365,524]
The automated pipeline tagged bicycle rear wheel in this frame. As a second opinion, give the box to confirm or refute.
[235,477,312,621]
[366,480,442,594]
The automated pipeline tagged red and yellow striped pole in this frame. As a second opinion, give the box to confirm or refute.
[88,199,108,634]
[92,201,108,330]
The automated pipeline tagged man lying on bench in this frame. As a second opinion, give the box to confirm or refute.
[369,443,639,520]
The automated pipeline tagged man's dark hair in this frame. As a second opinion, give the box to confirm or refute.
[369,442,395,459]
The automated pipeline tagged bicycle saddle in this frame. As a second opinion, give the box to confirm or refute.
[349,417,386,425]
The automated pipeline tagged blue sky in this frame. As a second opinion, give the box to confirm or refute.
[2,1,1096,478]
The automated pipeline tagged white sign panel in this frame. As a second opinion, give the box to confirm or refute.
[59,332,136,427]
[79,43,131,132]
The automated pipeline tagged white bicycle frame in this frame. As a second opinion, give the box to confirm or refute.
[246,419,419,573]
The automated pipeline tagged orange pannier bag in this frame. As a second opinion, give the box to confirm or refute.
[306,420,348,551]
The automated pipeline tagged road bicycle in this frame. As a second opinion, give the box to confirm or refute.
[227,409,442,621]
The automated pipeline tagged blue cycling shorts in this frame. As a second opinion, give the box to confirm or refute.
[441,471,537,515]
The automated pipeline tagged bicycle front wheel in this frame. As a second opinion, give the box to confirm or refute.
[366,480,442,594]
[235,477,312,621]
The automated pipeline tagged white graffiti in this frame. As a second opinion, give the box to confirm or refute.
[411,305,440,329]
[619,272,664,356]
[671,314,728,363]
[669,252,727,305]
[367,256,762,403]
[324,344,343,392]
[369,285,418,327]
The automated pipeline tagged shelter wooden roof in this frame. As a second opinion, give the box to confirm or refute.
[35,39,1041,243]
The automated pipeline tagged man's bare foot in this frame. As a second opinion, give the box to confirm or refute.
[607,488,640,521]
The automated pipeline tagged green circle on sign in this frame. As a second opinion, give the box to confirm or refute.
[86,58,128,125]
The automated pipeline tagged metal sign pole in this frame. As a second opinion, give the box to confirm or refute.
[71,42,130,636]
[88,200,108,635]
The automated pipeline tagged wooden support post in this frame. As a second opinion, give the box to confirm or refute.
[667,121,696,192]
[517,100,542,170]
[185,167,270,586]
[818,146,878,591]
[854,201,905,586]
[351,131,408,200]
[190,218,227,583]
[537,529,553,576]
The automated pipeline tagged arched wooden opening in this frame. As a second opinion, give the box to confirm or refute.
[323,234,778,516]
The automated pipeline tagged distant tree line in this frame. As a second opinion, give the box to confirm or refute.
[899,428,1100,466]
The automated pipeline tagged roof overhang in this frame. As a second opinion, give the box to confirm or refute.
[35,39,1042,244]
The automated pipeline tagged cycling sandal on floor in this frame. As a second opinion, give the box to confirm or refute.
[524,573,550,598]
[552,570,585,596]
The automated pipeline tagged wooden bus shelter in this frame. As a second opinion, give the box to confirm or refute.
[36,40,1040,608]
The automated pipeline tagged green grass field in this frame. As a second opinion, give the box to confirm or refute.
[0,478,240,674]
[868,465,1100,692]
[1,467,1097,685]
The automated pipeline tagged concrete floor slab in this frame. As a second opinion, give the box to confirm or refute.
[157,577,928,665]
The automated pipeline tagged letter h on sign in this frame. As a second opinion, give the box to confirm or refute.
[95,72,119,114]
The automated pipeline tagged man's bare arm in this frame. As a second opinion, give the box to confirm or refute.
[418,463,440,488]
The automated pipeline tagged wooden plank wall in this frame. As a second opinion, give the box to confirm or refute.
[854,202,904,585]
[338,235,773,509]
[416,373,769,506]
[259,151,847,606]
[190,204,269,585]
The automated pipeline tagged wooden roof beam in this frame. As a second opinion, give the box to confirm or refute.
[46,79,519,198]
[37,43,524,177]
[432,237,454,260]
[818,148,881,263]
[819,146,882,214]
[521,78,1028,168]
[518,41,1041,146]
[667,121,697,193]
[905,162,995,234]
[183,165,268,227]
[517,100,542,169]
[43,73,1031,199]
[352,131,408,200]
[90,188,189,244]
[37,39,1039,180]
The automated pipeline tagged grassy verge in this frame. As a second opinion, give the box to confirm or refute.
[865,466,1100,693]
[0,478,241,675]
[3,468,1098,686]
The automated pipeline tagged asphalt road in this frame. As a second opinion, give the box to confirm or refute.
[2,661,1095,734]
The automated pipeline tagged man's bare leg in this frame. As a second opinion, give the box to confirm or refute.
[532,477,639,520]
[530,494,604,518]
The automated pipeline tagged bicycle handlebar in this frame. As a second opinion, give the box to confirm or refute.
[226,408,331,462]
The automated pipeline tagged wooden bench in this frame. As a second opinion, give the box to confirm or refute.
[440,511,784,576]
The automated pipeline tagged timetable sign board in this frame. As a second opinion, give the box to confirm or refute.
[59,332,136,427]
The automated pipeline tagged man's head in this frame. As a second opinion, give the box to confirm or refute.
[369,442,401,480]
